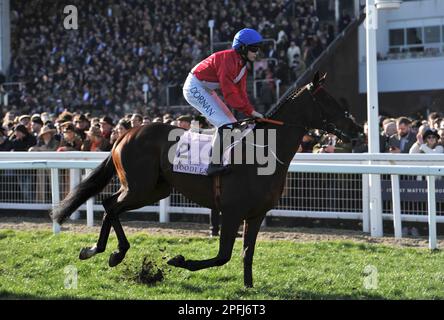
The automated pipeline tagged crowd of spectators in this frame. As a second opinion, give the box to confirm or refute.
[296,111,444,155]
[5,0,344,118]
[2,108,444,156]
[0,109,211,153]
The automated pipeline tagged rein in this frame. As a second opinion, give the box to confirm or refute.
[225,83,352,138]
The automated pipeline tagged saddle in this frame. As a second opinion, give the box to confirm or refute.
[172,123,255,176]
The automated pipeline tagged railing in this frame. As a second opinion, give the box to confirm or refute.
[0,81,25,90]
[1,152,444,249]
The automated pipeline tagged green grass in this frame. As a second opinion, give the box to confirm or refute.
[0,229,443,299]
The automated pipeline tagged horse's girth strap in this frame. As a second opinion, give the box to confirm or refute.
[213,176,221,211]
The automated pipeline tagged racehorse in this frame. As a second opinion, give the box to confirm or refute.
[50,72,362,288]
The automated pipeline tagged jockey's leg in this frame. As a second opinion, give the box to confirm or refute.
[183,73,236,128]
[183,74,237,176]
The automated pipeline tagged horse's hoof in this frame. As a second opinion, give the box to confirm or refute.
[109,251,126,267]
[79,247,97,260]
[167,255,185,268]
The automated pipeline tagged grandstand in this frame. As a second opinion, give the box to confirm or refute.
[0,0,354,118]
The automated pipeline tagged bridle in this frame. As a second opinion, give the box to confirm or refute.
[232,83,355,141]
[306,83,354,141]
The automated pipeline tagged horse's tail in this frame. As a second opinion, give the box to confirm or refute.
[50,154,116,224]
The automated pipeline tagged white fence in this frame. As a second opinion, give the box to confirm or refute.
[1,152,444,248]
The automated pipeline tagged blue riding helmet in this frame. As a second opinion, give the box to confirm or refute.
[232,28,263,49]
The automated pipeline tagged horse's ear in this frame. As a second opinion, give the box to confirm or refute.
[319,72,328,85]
[312,71,320,86]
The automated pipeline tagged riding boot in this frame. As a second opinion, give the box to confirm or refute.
[207,126,231,176]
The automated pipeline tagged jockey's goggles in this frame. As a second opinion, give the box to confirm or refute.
[247,45,261,53]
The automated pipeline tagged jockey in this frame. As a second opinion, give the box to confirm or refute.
[183,28,265,176]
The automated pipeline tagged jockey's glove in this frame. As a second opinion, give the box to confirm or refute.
[251,111,264,119]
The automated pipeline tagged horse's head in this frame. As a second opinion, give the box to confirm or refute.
[307,72,363,142]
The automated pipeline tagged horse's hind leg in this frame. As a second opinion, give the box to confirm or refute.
[168,210,241,271]
[107,181,171,267]
[79,191,121,260]
[102,193,131,267]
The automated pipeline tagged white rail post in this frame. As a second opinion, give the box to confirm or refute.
[391,175,402,238]
[366,0,383,237]
[51,168,61,234]
[159,196,170,223]
[427,175,437,250]
[85,169,94,227]
[69,169,80,220]
[362,174,370,233]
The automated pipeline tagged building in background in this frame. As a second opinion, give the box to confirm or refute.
[358,0,444,118]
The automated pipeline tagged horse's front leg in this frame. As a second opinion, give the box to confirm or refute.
[168,213,241,271]
[79,212,112,260]
[242,215,264,288]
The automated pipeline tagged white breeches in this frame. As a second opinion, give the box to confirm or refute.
[183,73,236,128]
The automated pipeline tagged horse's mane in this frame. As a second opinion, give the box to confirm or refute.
[265,84,308,119]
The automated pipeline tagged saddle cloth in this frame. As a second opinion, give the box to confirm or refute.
[173,125,254,176]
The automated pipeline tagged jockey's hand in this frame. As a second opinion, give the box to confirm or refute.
[251,111,264,119]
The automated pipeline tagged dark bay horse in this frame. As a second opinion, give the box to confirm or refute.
[51,73,362,287]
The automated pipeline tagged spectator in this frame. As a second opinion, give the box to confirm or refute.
[2,111,15,128]
[352,123,369,153]
[57,122,82,151]
[18,115,32,133]
[99,116,114,140]
[409,128,444,154]
[313,133,352,153]
[31,115,44,137]
[109,128,120,146]
[116,119,132,139]
[29,125,59,151]
[177,115,192,130]
[0,126,12,151]
[387,117,416,153]
[297,130,319,153]
[81,126,112,152]
[381,119,397,152]
[73,114,90,141]
[439,128,444,146]
[41,112,50,124]
[30,125,59,202]
[286,41,301,66]
[10,124,36,151]
[428,112,441,129]
[142,116,151,126]
[130,113,143,128]
[163,113,173,124]
[10,124,36,202]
